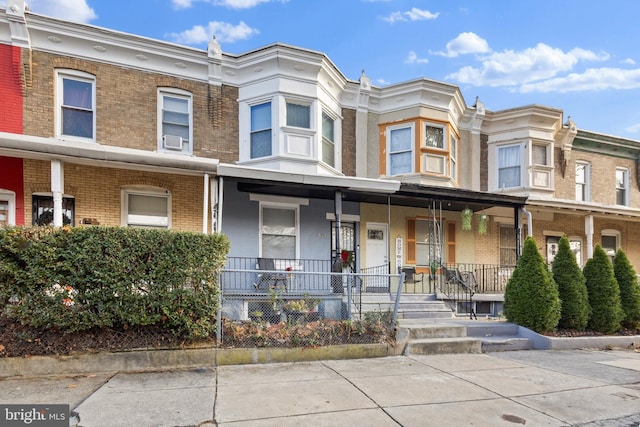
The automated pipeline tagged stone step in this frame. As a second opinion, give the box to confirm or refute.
[403,324,467,339]
[405,337,482,355]
[481,336,533,352]
[464,322,520,337]
[399,309,454,320]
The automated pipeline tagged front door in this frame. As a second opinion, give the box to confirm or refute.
[366,223,388,268]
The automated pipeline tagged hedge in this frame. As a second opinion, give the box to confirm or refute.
[0,226,230,338]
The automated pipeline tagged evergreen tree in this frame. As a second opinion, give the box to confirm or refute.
[583,244,624,334]
[504,236,561,333]
[613,249,640,328]
[552,236,590,330]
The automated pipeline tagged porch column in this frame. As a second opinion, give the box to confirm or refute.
[202,173,209,234]
[585,214,594,259]
[51,160,64,227]
[334,191,342,257]
[212,177,223,233]
[514,206,522,259]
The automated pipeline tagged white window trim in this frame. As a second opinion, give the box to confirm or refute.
[258,201,300,259]
[450,134,458,181]
[386,122,415,176]
[615,167,630,206]
[157,88,193,155]
[575,161,591,202]
[0,189,16,226]
[283,98,313,130]
[530,142,553,189]
[569,236,583,267]
[121,186,171,229]
[601,229,620,259]
[55,69,96,142]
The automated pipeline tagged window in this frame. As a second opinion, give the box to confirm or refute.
[498,145,521,188]
[388,125,413,175]
[601,230,619,262]
[57,70,95,140]
[450,135,457,181]
[499,226,518,266]
[575,162,590,202]
[546,236,560,264]
[158,89,192,154]
[0,190,15,226]
[424,125,445,149]
[616,168,629,206]
[532,145,547,165]
[406,218,442,266]
[122,189,170,229]
[261,205,297,258]
[251,102,272,158]
[286,102,310,129]
[32,195,74,226]
[322,111,335,167]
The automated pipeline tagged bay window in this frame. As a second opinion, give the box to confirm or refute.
[322,111,335,167]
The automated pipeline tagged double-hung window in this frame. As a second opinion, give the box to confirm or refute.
[450,134,457,181]
[57,70,95,140]
[159,89,192,154]
[286,102,310,129]
[321,111,335,167]
[261,205,298,259]
[387,125,413,176]
[575,162,590,202]
[122,188,170,229]
[615,168,629,206]
[498,145,521,188]
[251,102,272,158]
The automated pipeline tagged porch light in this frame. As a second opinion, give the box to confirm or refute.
[461,208,473,231]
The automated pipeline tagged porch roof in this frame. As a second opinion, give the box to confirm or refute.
[219,164,527,212]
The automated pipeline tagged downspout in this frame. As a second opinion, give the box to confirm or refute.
[521,207,533,237]
[216,176,224,233]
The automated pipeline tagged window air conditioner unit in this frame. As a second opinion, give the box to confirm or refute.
[163,135,183,150]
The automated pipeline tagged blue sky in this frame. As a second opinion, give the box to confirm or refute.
[18,0,640,140]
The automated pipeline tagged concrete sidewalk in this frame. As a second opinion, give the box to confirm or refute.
[2,349,640,426]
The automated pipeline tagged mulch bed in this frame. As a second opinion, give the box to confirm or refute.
[541,328,640,338]
[0,315,393,358]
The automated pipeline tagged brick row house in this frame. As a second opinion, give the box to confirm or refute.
[2,3,640,319]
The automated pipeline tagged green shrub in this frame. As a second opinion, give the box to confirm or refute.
[613,248,640,328]
[0,226,230,338]
[552,236,590,330]
[583,244,624,334]
[504,236,561,333]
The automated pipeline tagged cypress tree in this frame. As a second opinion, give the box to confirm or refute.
[613,249,640,328]
[552,236,590,330]
[583,244,624,334]
[504,236,561,333]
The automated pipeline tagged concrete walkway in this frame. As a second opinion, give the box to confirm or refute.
[2,349,640,426]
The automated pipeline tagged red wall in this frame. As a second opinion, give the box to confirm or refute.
[0,44,25,225]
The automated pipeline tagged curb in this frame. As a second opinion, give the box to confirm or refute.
[0,342,399,378]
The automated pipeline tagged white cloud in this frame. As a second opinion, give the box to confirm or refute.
[405,51,428,64]
[26,0,97,23]
[626,123,640,133]
[431,32,490,58]
[622,58,636,65]
[383,8,439,23]
[447,43,610,88]
[172,0,285,9]
[518,67,640,93]
[167,21,259,44]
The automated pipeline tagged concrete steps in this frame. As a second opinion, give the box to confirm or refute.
[356,293,453,320]
[398,320,532,355]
